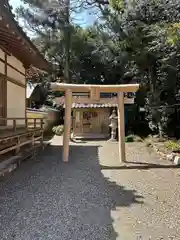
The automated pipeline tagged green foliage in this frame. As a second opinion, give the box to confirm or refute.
[109,0,125,11]
[52,125,64,136]
[166,141,180,152]
[16,0,180,138]
[125,134,142,142]
[106,0,180,138]
[125,135,134,142]
[16,0,135,85]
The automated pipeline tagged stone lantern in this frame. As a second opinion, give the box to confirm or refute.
[109,109,118,141]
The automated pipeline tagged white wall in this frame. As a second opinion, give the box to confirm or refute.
[7,66,25,85]
[6,53,26,126]
[7,54,26,86]
[7,81,25,126]
[0,47,26,125]
[7,54,25,74]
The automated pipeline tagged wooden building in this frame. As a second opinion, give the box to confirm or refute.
[56,93,135,139]
[0,0,49,173]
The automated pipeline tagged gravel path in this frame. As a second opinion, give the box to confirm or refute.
[0,136,180,240]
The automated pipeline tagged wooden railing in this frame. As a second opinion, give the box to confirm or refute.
[0,117,45,161]
[0,117,44,131]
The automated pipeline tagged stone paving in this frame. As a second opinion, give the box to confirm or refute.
[0,135,180,239]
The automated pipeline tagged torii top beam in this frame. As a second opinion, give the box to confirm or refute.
[51,83,139,93]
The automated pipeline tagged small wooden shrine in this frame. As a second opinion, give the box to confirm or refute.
[51,83,139,163]
[56,93,135,139]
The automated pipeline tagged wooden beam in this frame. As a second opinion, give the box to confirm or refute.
[0,42,30,68]
[4,52,7,123]
[0,39,28,53]
[90,87,100,101]
[63,89,72,162]
[0,44,11,55]
[25,69,27,123]
[6,76,26,88]
[0,72,25,88]
[0,57,25,76]
[0,26,26,44]
[0,33,25,47]
[117,92,126,162]
[51,83,139,93]
[7,62,25,76]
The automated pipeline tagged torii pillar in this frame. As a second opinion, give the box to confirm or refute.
[63,89,72,162]
[51,83,139,163]
[117,92,126,162]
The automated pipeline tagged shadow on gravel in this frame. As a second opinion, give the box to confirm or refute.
[0,144,143,240]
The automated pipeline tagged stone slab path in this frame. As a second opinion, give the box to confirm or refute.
[0,135,180,240]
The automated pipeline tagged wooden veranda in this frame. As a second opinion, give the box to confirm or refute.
[0,117,44,175]
[51,83,139,163]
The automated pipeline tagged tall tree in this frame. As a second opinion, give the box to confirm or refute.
[105,0,180,136]
[64,0,71,82]
[16,0,180,137]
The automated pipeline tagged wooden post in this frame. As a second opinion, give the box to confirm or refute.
[15,136,20,158]
[63,89,72,162]
[25,118,28,129]
[40,130,44,148]
[32,132,35,158]
[40,119,43,129]
[117,92,126,162]
[13,119,16,132]
[34,119,37,129]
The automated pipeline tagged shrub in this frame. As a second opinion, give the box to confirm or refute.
[125,135,134,142]
[166,141,180,152]
[52,125,64,136]
[125,134,142,143]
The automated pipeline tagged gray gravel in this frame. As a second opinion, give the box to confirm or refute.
[0,136,180,240]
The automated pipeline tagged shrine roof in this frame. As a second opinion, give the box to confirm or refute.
[55,95,134,108]
[71,103,118,109]
[0,0,50,71]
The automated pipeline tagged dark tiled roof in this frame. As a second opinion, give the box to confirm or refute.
[26,83,37,99]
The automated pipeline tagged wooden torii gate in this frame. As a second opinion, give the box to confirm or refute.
[51,83,139,163]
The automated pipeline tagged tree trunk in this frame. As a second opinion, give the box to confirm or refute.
[64,0,71,82]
